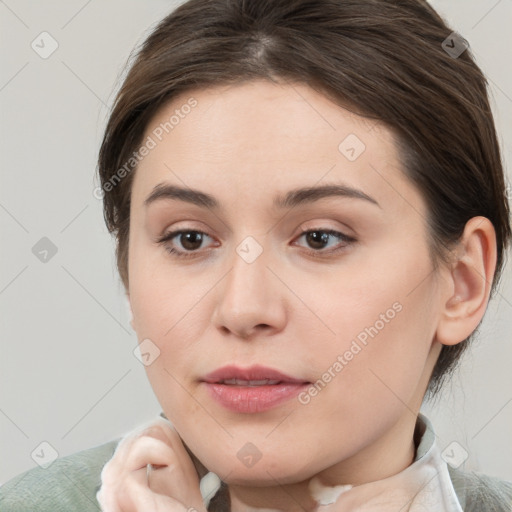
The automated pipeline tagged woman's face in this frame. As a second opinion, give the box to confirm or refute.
[127,80,445,485]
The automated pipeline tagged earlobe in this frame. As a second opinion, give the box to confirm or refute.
[435,216,497,346]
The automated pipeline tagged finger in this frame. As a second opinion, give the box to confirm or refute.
[99,439,178,508]
[123,437,177,472]
[147,463,204,509]
[99,421,176,489]
[144,420,202,485]
[119,470,195,512]
[121,427,203,503]
[134,420,204,503]
[112,417,178,469]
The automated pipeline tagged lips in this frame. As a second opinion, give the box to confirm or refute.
[201,365,311,413]
[202,364,309,385]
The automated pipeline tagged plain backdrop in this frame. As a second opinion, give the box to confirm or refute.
[1,0,511,486]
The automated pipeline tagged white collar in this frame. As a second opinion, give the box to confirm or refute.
[306,413,464,511]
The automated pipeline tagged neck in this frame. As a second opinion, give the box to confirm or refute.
[228,411,417,512]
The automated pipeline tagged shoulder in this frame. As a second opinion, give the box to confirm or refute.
[449,465,512,511]
[0,438,120,511]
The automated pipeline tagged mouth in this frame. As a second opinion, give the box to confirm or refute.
[215,378,284,386]
[202,364,309,384]
[201,364,311,413]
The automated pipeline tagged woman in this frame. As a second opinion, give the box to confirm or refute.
[1,0,511,510]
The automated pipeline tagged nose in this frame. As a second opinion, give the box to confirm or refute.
[211,242,287,340]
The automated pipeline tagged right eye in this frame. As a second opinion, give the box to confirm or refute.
[156,230,217,259]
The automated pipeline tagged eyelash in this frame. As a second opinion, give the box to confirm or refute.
[156,228,356,260]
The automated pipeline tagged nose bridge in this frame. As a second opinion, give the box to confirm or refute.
[224,235,270,307]
[212,235,285,337]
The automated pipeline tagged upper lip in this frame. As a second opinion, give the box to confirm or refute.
[202,365,309,384]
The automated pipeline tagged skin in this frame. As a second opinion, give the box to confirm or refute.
[122,80,496,511]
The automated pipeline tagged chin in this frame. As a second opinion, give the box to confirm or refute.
[207,454,319,487]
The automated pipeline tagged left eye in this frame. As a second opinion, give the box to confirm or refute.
[294,228,354,253]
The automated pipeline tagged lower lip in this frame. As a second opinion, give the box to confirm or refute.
[203,382,310,413]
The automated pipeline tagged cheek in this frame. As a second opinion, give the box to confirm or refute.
[128,234,210,338]
[129,272,208,378]
[274,263,437,470]
[294,245,437,408]
[129,282,207,431]
[127,244,220,409]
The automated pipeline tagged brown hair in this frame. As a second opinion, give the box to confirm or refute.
[97,0,511,399]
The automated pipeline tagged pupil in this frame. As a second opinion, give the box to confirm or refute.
[181,232,202,250]
[307,231,328,249]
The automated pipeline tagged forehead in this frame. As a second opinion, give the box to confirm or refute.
[130,80,423,219]
[141,80,390,161]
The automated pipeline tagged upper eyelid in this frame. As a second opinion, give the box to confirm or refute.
[159,217,354,237]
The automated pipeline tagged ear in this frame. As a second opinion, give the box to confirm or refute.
[435,216,497,346]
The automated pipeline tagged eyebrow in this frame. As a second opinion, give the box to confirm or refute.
[144,182,381,210]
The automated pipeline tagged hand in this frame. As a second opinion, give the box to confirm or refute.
[96,417,208,512]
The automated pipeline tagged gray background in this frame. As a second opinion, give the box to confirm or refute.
[1,0,511,486]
